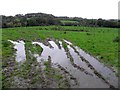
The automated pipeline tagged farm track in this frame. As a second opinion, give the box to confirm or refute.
[2,39,118,88]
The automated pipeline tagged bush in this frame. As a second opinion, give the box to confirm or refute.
[113,36,120,42]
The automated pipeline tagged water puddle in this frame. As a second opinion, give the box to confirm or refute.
[8,39,118,88]
[65,40,118,88]
[8,40,26,62]
[32,40,111,88]
[67,45,95,76]
[32,41,69,64]
[64,39,72,45]
[75,46,118,88]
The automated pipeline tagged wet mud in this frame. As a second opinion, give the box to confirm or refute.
[4,39,118,88]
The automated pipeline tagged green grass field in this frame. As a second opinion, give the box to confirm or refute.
[60,20,79,23]
[2,26,118,68]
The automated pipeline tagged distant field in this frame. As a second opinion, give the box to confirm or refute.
[61,20,79,23]
[2,26,118,68]
[60,20,79,24]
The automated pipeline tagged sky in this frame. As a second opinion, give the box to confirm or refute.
[0,0,119,19]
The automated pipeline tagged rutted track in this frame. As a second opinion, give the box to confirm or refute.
[4,39,118,88]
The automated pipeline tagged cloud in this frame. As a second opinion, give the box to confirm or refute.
[0,0,119,19]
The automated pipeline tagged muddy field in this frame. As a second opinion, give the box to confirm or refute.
[2,39,118,88]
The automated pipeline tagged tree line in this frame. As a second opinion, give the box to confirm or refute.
[1,12,120,28]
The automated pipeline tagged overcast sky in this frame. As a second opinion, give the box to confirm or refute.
[0,0,119,19]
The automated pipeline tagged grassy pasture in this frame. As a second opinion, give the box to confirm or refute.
[60,20,79,23]
[2,26,118,68]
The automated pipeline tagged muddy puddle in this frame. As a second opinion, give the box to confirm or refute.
[32,40,118,88]
[74,46,118,88]
[65,40,118,88]
[8,39,118,88]
[8,40,26,62]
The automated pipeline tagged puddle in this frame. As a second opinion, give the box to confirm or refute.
[65,40,118,88]
[32,41,68,64]
[8,40,26,62]
[33,54,43,62]
[74,46,118,88]
[32,40,110,88]
[67,45,95,76]
[64,39,72,45]
[8,39,118,88]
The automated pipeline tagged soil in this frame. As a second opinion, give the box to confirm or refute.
[2,39,118,89]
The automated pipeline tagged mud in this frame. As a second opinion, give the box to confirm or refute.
[32,40,111,88]
[65,40,118,88]
[6,39,118,88]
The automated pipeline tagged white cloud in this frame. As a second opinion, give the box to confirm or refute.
[0,0,119,19]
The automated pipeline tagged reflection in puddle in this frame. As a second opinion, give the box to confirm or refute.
[32,41,68,64]
[8,40,26,62]
[74,46,118,88]
[67,45,95,76]
[8,39,118,88]
[33,54,43,62]
[64,39,72,45]
[66,40,118,88]
[32,40,111,88]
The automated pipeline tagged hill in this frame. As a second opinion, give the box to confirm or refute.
[1,12,120,28]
